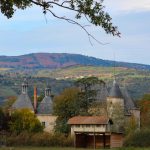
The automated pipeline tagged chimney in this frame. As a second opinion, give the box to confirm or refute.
[34,86,37,113]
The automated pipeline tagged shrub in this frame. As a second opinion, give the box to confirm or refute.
[124,129,150,147]
[6,132,73,147]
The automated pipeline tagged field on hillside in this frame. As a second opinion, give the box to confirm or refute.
[0,147,150,150]
[35,66,144,79]
[1,66,150,101]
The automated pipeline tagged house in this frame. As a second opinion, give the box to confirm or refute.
[68,79,140,148]
[68,116,123,148]
[11,79,57,133]
[36,85,57,132]
[107,80,140,132]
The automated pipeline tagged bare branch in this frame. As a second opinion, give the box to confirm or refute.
[47,1,79,12]
[46,8,109,45]
[30,0,111,45]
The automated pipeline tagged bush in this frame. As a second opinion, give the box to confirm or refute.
[6,132,74,147]
[124,129,150,147]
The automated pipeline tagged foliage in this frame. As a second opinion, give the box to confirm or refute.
[0,0,120,38]
[6,132,73,147]
[53,87,80,133]
[124,115,138,135]
[137,94,150,128]
[0,107,9,131]
[88,102,107,116]
[9,109,43,134]
[0,108,5,130]
[0,0,31,18]
[140,93,150,100]
[76,76,105,114]
[2,96,17,111]
[124,129,150,147]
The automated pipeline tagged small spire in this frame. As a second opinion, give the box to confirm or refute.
[22,78,28,94]
[45,84,51,97]
[109,80,123,98]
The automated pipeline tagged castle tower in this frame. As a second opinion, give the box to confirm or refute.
[107,80,125,132]
[36,85,57,132]
[11,78,34,111]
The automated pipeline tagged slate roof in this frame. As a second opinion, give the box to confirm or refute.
[121,88,136,110]
[109,80,123,98]
[37,96,53,114]
[12,93,34,110]
[68,116,111,125]
[91,83,108,102]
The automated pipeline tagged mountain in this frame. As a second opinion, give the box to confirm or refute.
[0,53,150,70]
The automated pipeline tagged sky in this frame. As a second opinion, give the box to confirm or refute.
[0,0,150,65]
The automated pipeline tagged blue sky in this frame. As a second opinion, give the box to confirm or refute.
[0,0,150,64]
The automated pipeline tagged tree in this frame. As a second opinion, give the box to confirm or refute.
[53,77,106,133]
[0,108,5,130]
[9,108,43,134]
[76,76,105,115]
[0,0,120,43]
[0,108,9,131]
[53,87,80,133]
[138,94,150,128]
[2,96,17,111]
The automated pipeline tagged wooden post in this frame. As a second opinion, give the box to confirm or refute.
[94,133,96,150]
[103,133,106,148]
[74,133,76,148]
[93,125,96,150]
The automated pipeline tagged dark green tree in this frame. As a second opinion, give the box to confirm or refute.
[0,108,9,131]
[53,87,80,133]
[76,76,105,115]
[0,0,120,43]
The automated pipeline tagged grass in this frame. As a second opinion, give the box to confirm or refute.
[0,147,150,150]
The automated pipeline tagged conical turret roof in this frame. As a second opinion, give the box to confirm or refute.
[109,80,123,98]
[12,79,33,111]
[121,87,135,110]
[37,86,53,114]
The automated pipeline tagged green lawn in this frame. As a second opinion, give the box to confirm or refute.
[0,147,150,150]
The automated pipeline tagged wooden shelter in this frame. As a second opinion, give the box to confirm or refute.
[68,116,123,149]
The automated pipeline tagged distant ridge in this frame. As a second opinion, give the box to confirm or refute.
[0,53,150,70]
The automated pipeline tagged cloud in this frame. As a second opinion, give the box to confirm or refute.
[104,0,150,14]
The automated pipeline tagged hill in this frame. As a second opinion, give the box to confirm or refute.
[35,66,150,99]
[0,53,150,70]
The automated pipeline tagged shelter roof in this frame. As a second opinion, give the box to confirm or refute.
[68,116,111,125]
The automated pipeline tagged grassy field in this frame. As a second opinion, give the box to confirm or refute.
[0,147,150,150]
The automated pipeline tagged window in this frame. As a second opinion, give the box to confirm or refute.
[42,122,46,127]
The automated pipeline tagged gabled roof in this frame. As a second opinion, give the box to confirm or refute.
[68,116,111,125]
[12,93,34,110]
[37,96,53,114]
[109,80,123,98]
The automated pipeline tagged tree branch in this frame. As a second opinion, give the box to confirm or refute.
[46,8,109,45]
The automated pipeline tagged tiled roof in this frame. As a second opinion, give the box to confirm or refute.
[12,93,34,111]
[68,116,109,125]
